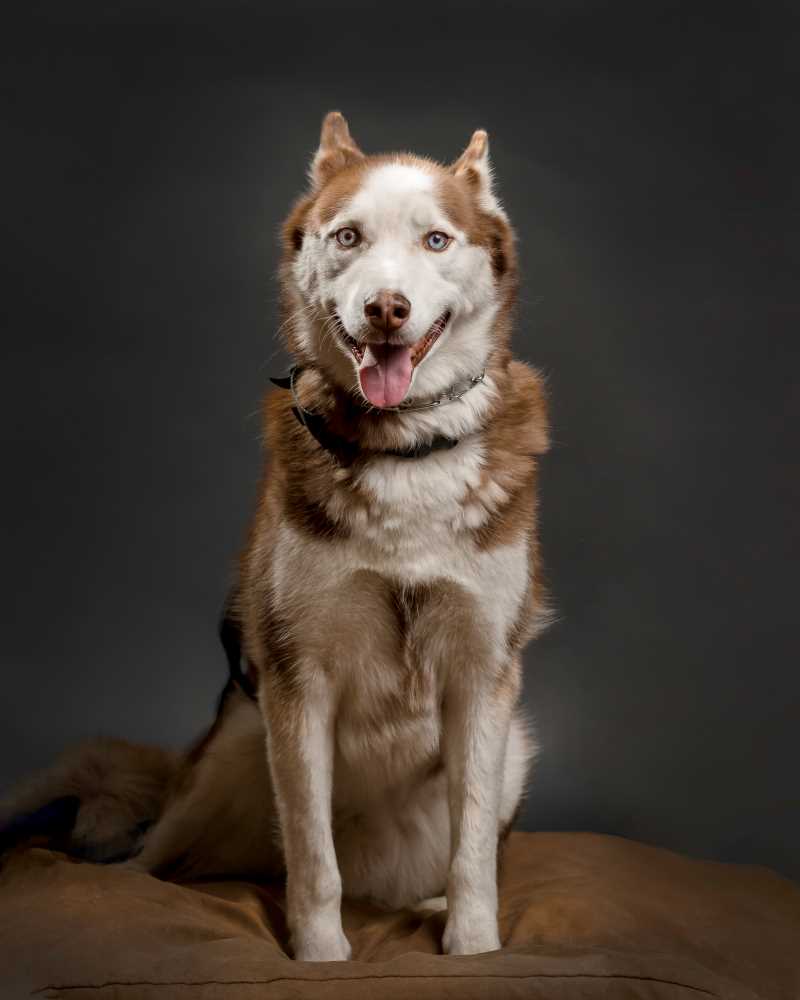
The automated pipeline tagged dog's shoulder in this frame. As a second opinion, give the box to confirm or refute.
[261,380,331,474]
[262,383,300,452]
[486,359,549,461]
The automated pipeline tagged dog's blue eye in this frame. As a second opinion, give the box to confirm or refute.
[335,227,360,248]
[425,231,451,252]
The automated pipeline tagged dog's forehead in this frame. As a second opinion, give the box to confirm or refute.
[343,163,440,231]
[349,163,435,221]
[314,159,456,231]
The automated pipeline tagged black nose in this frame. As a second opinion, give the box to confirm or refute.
[364,290,411,334]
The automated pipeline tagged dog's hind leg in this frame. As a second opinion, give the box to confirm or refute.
[127,689,282,881]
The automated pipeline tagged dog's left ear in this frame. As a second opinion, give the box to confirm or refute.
[310,111,365,191]
[450,129,504,216]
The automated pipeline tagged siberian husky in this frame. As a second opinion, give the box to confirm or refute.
[0,112,551,961]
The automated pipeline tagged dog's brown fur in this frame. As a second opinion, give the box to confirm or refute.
[2,113,551,962]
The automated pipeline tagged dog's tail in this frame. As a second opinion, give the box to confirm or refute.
[0,738,183,862]
[1,594,251,865]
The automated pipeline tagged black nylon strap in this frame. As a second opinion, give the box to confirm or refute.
[270,366,461,462]
[291,406,361,463]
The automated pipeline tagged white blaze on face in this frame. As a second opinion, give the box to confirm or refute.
[296,161,498,408]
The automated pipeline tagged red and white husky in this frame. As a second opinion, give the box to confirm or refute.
[1,112,551,961]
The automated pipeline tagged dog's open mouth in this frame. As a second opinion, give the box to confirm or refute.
[339,311,451,409]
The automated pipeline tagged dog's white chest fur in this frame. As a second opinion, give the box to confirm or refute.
[270,439,530,790]
[327,435,510,551]
[347,438,484,546]
[274,437,528,628]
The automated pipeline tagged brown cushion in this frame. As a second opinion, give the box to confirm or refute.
[1,831,797,999]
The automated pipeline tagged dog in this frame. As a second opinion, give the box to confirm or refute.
[0,112,551,961]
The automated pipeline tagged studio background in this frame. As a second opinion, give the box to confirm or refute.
[2,2,798,879]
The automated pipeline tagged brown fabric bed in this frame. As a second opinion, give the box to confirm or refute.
[1,831,798,999]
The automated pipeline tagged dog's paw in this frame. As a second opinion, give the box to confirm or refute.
[442,906,501,955]
[292,918,351,962]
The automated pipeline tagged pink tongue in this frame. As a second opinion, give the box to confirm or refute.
[358,342,413,408]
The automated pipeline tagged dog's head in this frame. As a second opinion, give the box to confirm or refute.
[280,112,516,410]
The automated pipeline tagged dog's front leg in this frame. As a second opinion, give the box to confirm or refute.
[261,672,350,962]
[441,662,517,955]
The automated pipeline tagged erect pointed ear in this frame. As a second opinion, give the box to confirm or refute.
[450,129,504,216]
[309,111,365,192]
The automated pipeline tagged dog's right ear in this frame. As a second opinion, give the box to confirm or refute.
[309,111,365,191]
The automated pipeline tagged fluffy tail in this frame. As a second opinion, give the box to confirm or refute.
[0,738,182,862]
[1,596,248,866]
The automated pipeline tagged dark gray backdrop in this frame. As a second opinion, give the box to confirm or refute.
[2,1,798,879]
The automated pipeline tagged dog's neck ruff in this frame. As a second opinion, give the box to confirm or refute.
[269,364,486,463]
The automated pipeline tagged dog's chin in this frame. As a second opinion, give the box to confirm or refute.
[335,311,451,409]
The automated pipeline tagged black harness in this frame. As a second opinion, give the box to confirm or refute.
[269,364,486,463]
